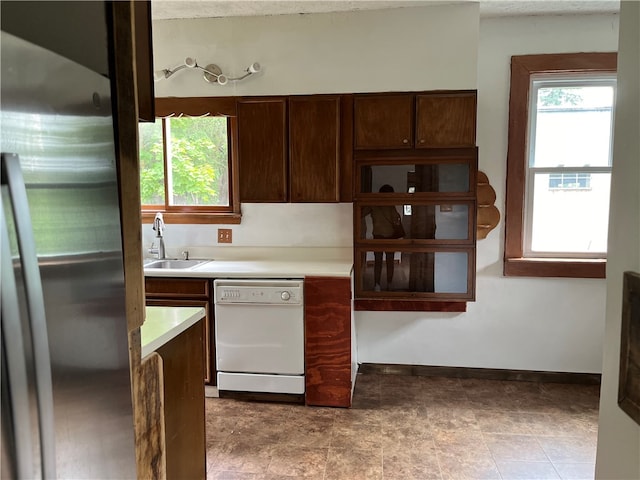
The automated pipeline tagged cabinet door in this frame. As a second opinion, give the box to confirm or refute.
[145,278,215,385]
[156,320,205,480]
[146,297,214,386]
[354,248,475,300]
[237,98,288,202]
[354,94,414,149]
[416,92,476,147]
[289,96,340,202]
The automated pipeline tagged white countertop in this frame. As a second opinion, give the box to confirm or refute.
[143,247,353,279]
[144,258,353,278]
[141,306,206,358]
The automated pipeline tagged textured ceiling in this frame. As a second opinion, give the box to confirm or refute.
[151,0,620,20]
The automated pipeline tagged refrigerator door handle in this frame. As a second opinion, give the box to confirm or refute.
[1,153,56,479]
[1,187,34,479]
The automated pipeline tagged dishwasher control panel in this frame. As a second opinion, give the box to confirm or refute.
[214,280,303,305]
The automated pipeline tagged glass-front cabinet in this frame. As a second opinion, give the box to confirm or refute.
[359,161,472,194]
[353,150,477,302]
[356,202,473,242]
[357,249,474,297]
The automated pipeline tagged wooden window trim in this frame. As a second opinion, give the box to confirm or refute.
[504,52,616,279]
[142,98,241,224]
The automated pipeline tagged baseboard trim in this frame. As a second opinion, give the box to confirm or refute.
[358,363,601,385]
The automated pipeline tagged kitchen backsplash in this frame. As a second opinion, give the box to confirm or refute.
[142,203,353,254]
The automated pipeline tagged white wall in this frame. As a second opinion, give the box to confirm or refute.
[356,13,618,373]
[152,4,479,97]
[142,203,353,251]
[150,7,620,373]
[595,2,640,478]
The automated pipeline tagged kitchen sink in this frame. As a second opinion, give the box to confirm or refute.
[144,259,210,270]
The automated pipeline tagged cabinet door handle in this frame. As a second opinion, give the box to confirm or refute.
[419,139,426,144]
[402,139,409,144]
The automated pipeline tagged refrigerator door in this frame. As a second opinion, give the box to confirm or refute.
[1,154,55,478]
[0,30,136,479]
[1,189,36,479]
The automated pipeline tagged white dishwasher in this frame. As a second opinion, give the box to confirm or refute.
[214,279,305,394]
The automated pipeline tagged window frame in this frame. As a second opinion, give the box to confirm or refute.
[523,74,615,259]
[504,53,616,278]
[140,97,241,224]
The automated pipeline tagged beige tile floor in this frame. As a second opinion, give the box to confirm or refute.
[205,374,600,480]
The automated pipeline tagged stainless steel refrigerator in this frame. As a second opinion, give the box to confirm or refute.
[1,23,137,480]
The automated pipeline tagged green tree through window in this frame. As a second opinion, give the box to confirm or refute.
[139,116,230,207]
[538,88,583,107]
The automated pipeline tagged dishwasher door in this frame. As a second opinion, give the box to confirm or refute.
[214,280,304,394]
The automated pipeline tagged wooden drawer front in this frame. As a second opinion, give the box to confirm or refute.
[145,277,209,299]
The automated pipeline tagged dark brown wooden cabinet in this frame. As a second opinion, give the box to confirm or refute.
[144,277,215,385]
[354,94,414,149]
[352,149,478,303]
[352,90,478,310]
[235,91,475,203]
[156,320,206,480]
[289,96,341,202]
[237,96,344,203]
[416,92,476,147]
[354,91,477,150]
[237,98,288,202]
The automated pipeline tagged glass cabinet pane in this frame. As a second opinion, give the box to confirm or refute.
[358,203,470,241]
[360,163,470,194]
[357,250,470,295]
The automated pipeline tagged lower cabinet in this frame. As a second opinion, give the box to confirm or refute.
[145,277,215,385]
[157,319,206,480]
[144,275,355,406]
[304,276,355,407]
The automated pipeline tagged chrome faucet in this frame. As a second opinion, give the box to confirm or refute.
[148,212,166,259]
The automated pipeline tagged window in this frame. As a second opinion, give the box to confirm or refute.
[139,97,240,223]
[504,53,616,278]
[526,77,615,257]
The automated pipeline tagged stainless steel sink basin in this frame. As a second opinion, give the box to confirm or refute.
[144,259,209,269]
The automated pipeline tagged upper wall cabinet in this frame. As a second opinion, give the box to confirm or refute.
[354,94,414,149]
[352,90,478,311]
[354,91,477,150]
[289,96,341,202]
[237,96,345,203]
[237,98,288,202]
[415,92,476,147]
